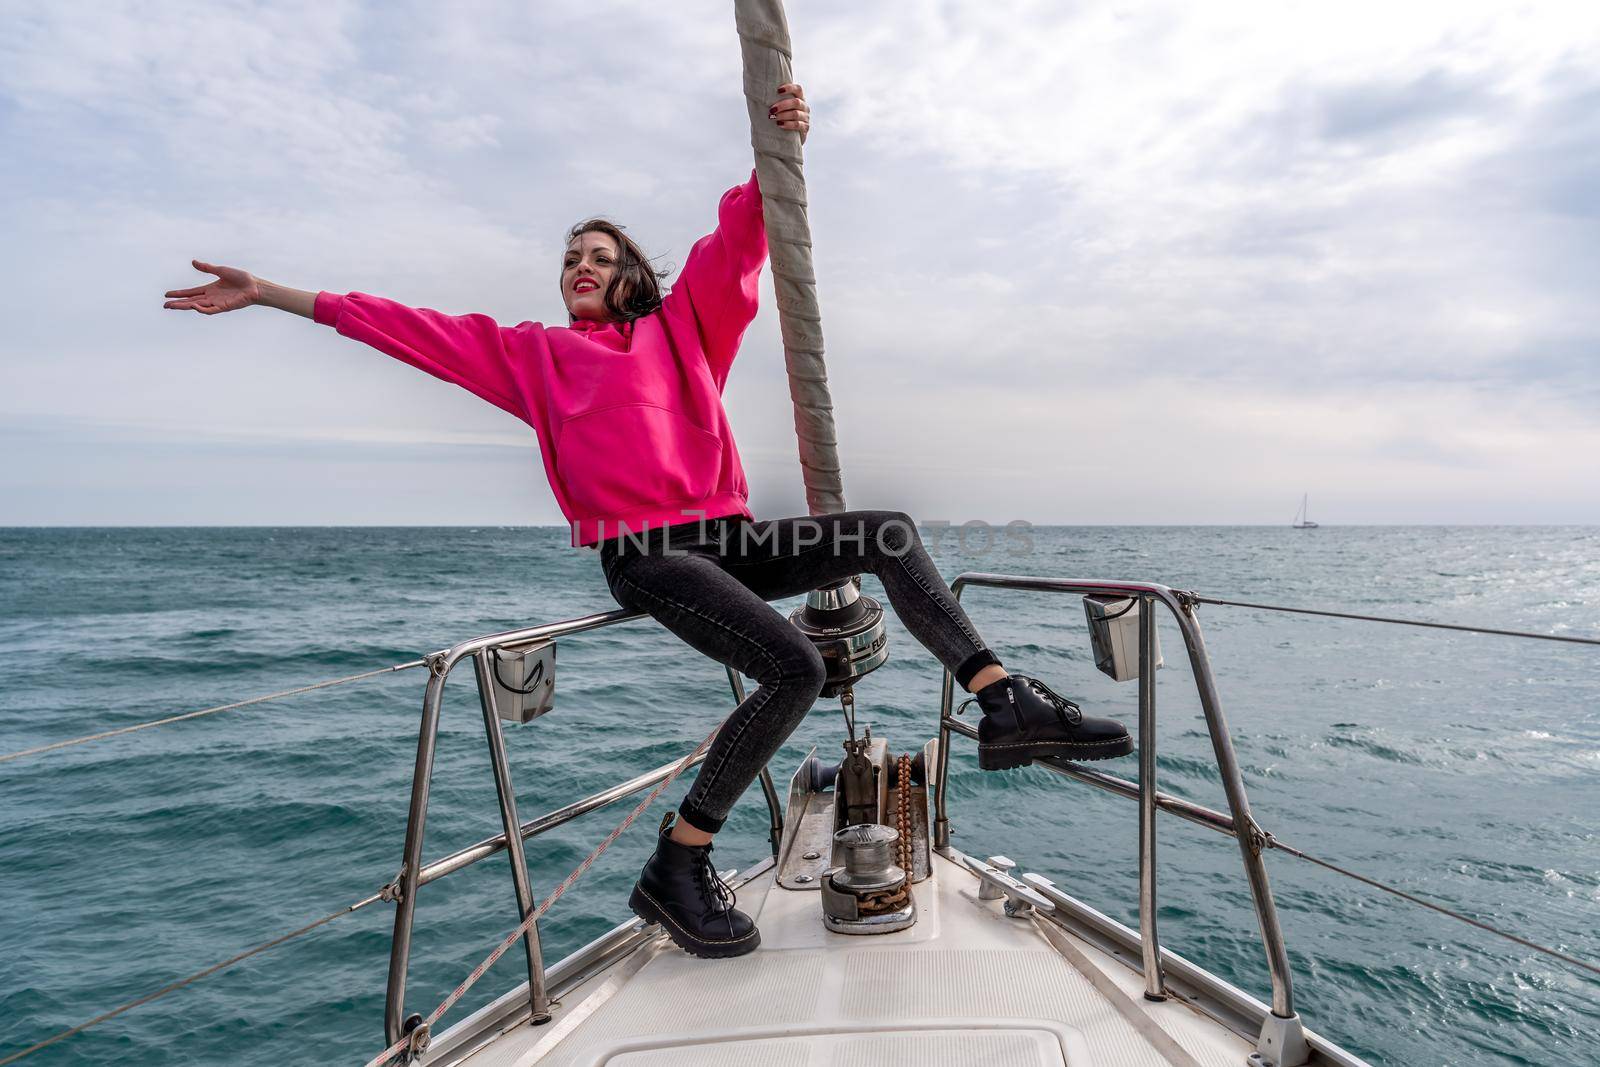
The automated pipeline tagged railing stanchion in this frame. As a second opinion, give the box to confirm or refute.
[1137,595,1165,999]
[1169,596,1300,1035]
[933,600,959,850]
[473,652,551,1025]
[757,768,784,858]
[727,666,785,856]
[384,659,448,1048]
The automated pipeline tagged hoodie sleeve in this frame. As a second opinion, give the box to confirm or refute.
[661,170,769,392]
[313,291,535,424]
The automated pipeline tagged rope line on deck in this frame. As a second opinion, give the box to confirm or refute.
[1193,596,1600,647]
[1266,838,1600,980]
[0,897,378,1066]
[0,660,426,766]
[363,716,729,1067]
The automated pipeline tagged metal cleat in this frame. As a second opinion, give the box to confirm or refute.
[962,854,1054,916]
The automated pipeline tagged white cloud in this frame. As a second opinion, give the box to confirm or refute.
[2,0,1598,524]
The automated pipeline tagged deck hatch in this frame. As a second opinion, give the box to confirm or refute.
[603,1028,1069,1066]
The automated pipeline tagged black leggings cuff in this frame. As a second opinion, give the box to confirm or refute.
[954,648,1004,690]
[677,801,726,836]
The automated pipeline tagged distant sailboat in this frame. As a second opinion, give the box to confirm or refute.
[1292,493,1320,529]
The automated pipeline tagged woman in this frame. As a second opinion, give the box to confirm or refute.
[162,83,1132,960]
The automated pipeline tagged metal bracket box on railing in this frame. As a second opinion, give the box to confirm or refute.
[1084,593,1163,682]
[488,641,557,724]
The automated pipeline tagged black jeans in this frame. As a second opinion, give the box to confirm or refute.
[597,509,1003,834]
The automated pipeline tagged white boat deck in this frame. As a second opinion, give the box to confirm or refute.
[454,849,1256,1067]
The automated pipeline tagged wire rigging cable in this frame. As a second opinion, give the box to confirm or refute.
[1194,596,1600,647]
[0,898,378,1067]
[1265,838,1600,980]
[0,719,728,1067]
[0,660,426,766]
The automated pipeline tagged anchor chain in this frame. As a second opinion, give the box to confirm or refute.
[896,752,913,878]
[854,752,917,916]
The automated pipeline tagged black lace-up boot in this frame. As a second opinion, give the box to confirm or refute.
[960,673,1133,770]
[628,814,760,959]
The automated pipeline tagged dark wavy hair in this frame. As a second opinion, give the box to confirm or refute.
[563,219,671,324]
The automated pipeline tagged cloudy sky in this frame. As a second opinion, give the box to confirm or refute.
[3,0,1597,526]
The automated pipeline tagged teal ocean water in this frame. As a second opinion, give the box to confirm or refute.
[1,525,1596,1065]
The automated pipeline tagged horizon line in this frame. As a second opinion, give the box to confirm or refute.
[4,522,1597,531]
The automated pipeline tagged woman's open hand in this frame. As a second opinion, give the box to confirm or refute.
[163,260,260,315]
[769,83,810,145]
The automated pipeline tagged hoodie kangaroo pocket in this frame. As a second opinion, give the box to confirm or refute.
[556,403,724,519]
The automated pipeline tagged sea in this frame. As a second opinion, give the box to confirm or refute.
[1,525,1596,1066]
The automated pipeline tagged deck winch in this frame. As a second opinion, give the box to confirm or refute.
[820,822,915,934]
[773,698,934,935]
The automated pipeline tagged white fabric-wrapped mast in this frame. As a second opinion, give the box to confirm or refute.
[735,0,845,517]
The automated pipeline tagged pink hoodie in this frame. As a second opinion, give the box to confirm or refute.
[312,171,768,548]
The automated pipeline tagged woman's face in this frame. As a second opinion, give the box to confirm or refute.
[562,232,621,322]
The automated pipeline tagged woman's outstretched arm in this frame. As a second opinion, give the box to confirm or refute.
[163,260,315,318]
[162,261,537,424]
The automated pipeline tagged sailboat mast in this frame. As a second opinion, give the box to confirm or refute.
[736,0,844,517]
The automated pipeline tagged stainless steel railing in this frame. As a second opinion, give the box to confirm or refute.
[381,607,785,1050]
[932,576,1301,1027]
[11,571,1592,1065]
[387,579,1300,1047]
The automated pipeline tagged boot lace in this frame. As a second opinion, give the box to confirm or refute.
[692,849,738,935]
[1011,673,1084,727]
[956,679,1006,717]
[956,674,1083,728]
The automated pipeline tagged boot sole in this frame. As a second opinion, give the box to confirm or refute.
[978,735,1135,770]
[628,883,761,959]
